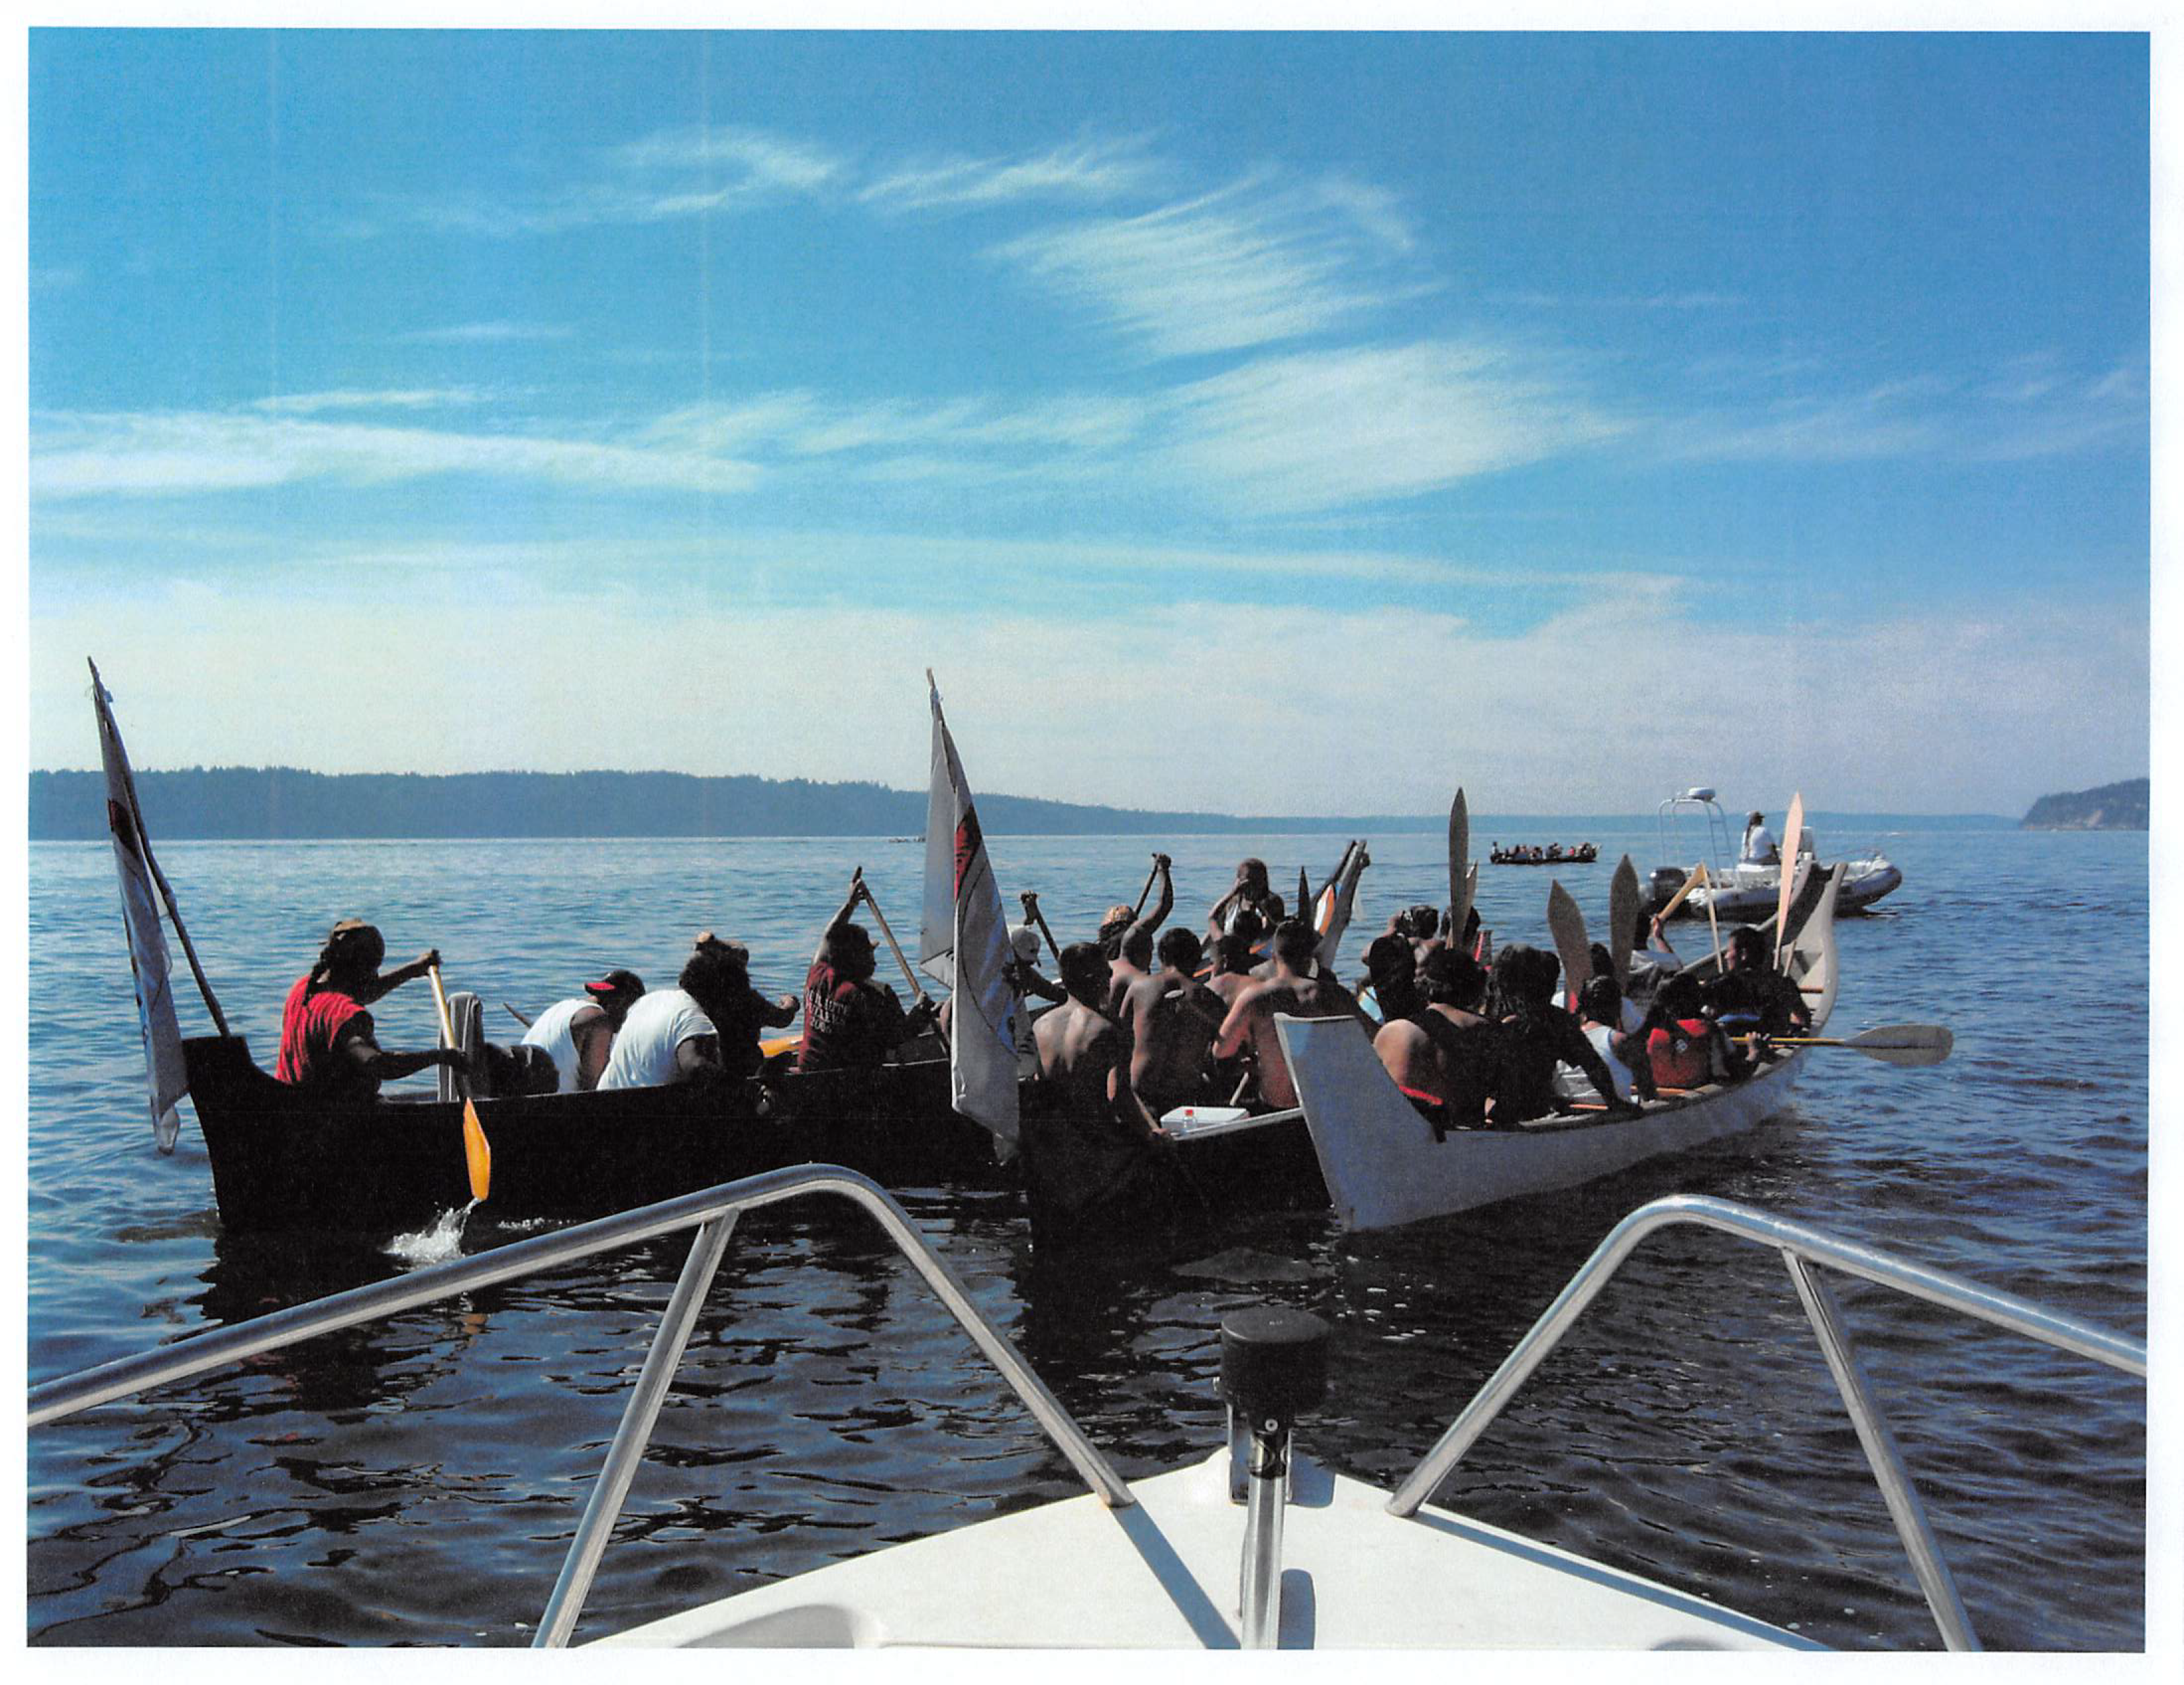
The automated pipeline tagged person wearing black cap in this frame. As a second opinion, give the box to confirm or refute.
[519,968,646,1094]
[798,873,935,1074]
[274,918,463,1101]
[1741,810,1781,866]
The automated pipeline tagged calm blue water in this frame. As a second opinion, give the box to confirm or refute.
[25,825,2148,1649]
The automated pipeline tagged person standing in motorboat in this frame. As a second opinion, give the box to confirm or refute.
[520,967,645,1093]
[274,918,468,1101]
[1742,811,1781,866]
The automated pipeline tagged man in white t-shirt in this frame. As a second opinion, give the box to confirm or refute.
[1740,811,1780,865]
[598,980,722,1090]
[520,968,645,1093]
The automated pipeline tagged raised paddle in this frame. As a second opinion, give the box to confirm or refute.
[427,965,491,1204]
[1448,788,1471,938]
[857,875,949,1051]
[1657,859,1707,921]
[1019,890,1062,965]
[1545,879,1591,1003]
[501,1001,533,1030]
[1608,855,1639,990]
[1773,792,1805,969]
[1131,856,1161,920]
[1296,865,1312,926]
[1745,1024,1953,1067]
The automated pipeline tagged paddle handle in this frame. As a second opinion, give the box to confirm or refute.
[1020,891,1063,965]
[857,879,930,1006]
[1657,861,1706,920]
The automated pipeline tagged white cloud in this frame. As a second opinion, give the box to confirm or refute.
[28,409,762,500]
[611,126,843,194]
[862,138,1159,212]
[395,321,574,345]
[253,388,492,415]
[29,578,2142,818]
[1155,341,1624,513]
[992,180,1423,358]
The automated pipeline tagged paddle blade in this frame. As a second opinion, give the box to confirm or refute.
[1608,855,1639,989]
[462,1099,492,1201]
[1545,880,1590,1001]
[1773,792,1805,963]
[1848,1023,1953,1066]
[1448,788,1469,914]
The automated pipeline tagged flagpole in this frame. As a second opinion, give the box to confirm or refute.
[89,661,231,1037]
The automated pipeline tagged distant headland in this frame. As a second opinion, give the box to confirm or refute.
[2020,778,2149,831]
[28,767,2014,842]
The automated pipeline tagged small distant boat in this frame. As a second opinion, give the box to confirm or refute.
[1648,788,1901,920]
[1490,842,1598,866]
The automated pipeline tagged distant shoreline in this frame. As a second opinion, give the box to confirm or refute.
[28,766,2018,842]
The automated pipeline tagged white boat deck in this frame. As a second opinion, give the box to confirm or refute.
[599,1450,1815,1650]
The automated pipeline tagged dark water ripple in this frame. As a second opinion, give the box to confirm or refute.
[25,826,2148,1649]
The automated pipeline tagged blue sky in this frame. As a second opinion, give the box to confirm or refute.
[22,27,2150,814]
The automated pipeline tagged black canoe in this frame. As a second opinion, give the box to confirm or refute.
[183,1035,1002,1236]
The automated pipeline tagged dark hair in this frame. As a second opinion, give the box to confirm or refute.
[311,920,385,992]
[1588,942,1615,976]
[1420,946,1484,1006]
[1119,924,1155,968]
[1493,944,1559,1009]
[1059,942,1109,1002]
[1229,907,1267,946]
[1362,932,1412,979]
[1400,904,1440,938]
[1157,926,1202,971]
[1728,926,1765,963]
[679,944,749,1021]
[1272,919,1317,966]
[1214,933,1255,972]
[1578,974,1622,1023]
[1658,971,1704,1016]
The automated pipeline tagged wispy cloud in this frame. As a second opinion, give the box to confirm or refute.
[395,321,574,345]
[252,388,492,415]
[610,125,843,192]
[29,409,763,500]
[862,136,1159,212]
[1155,340,1624,513]
[640,390,1150,472]
[992,178,1427,358]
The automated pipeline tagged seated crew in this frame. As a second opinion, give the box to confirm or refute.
[1703,926,1812,1041]
[1096,853,1173,959]
[1357,931,1425,1025]
[1019,944,1177,1234]
[276,919,468,1101]
[1105,920,1158,1018]
[1211,919,1377,1110]
[520,967,645,1093]
[1205,857,1286,946]
[1125,927,1229,1118]
[1553,974,1658,1106]
[798,875,937,1074]
[1484,945,1632,1126]
[1639,972,1746,1090]
[598,944,758,1090]
[1374,947,1498,1128]
[687,932,800,1078]
[1005,922,1066,1078]
[1742,810,1781,867]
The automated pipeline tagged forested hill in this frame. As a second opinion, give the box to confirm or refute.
[27,767,1434,841]
[2020,778,2150,830]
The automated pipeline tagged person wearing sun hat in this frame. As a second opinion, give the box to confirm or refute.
[519,967,646,1093]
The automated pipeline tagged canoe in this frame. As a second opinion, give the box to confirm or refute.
[1277,863,1843,1232]
[183,1034,1002,1236]
[1490,845,1598,865]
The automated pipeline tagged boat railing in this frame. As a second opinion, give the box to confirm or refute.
[1386,1193,2146,1653]
[26,1164,1135,1648]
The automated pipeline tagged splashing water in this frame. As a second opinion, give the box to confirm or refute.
[385,1201,475,1267]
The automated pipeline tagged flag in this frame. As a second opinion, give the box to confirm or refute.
[92,666,187,1152]
[918,677,1019,1146]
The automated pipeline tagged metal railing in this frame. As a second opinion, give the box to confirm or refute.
[28,1165,1135,1647]
[1387,1194,2148,1652]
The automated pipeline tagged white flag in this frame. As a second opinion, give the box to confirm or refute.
[93,669,186,1152]
[920,678,1019,1146]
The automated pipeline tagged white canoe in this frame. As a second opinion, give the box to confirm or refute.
[1278,865,1843,1232]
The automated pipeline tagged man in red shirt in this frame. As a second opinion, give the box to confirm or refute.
[276,918,466,1101]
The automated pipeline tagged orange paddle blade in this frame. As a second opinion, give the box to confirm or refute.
[462,1099,491,1201]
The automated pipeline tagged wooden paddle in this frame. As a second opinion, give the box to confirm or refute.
[1773,792,1805,969]
[1131,857,1160,919]
[427,965,491,1203]
[856,877,931,1008]
[1545,880,1591,1004]
[1447,788,1471,938]
[1608,855,1639,990]
[1745,1024,1953,1067]
[501,1001,533,1030]
[1019,891,1061,965]
[1657,859,1707,921]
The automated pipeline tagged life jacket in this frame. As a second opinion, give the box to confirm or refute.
[1646,1017,1716,1089]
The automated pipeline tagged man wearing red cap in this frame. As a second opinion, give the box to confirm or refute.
[519,968,646,1094]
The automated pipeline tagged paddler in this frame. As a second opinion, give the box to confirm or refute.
[797,875,937,1073]
[519,967,645,1093]
[1373,947,1499,1128]
[1210,920,1376,1109]
[688,934,800,1077]
[1357,931,1424,1025]
[1097,852,1173,958]
[1123,928,1229,1118]
[1703,926,1812,1040]
[1205,856,1285,946]
[1484,946,1632,1126]
[274,919,468,1101]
